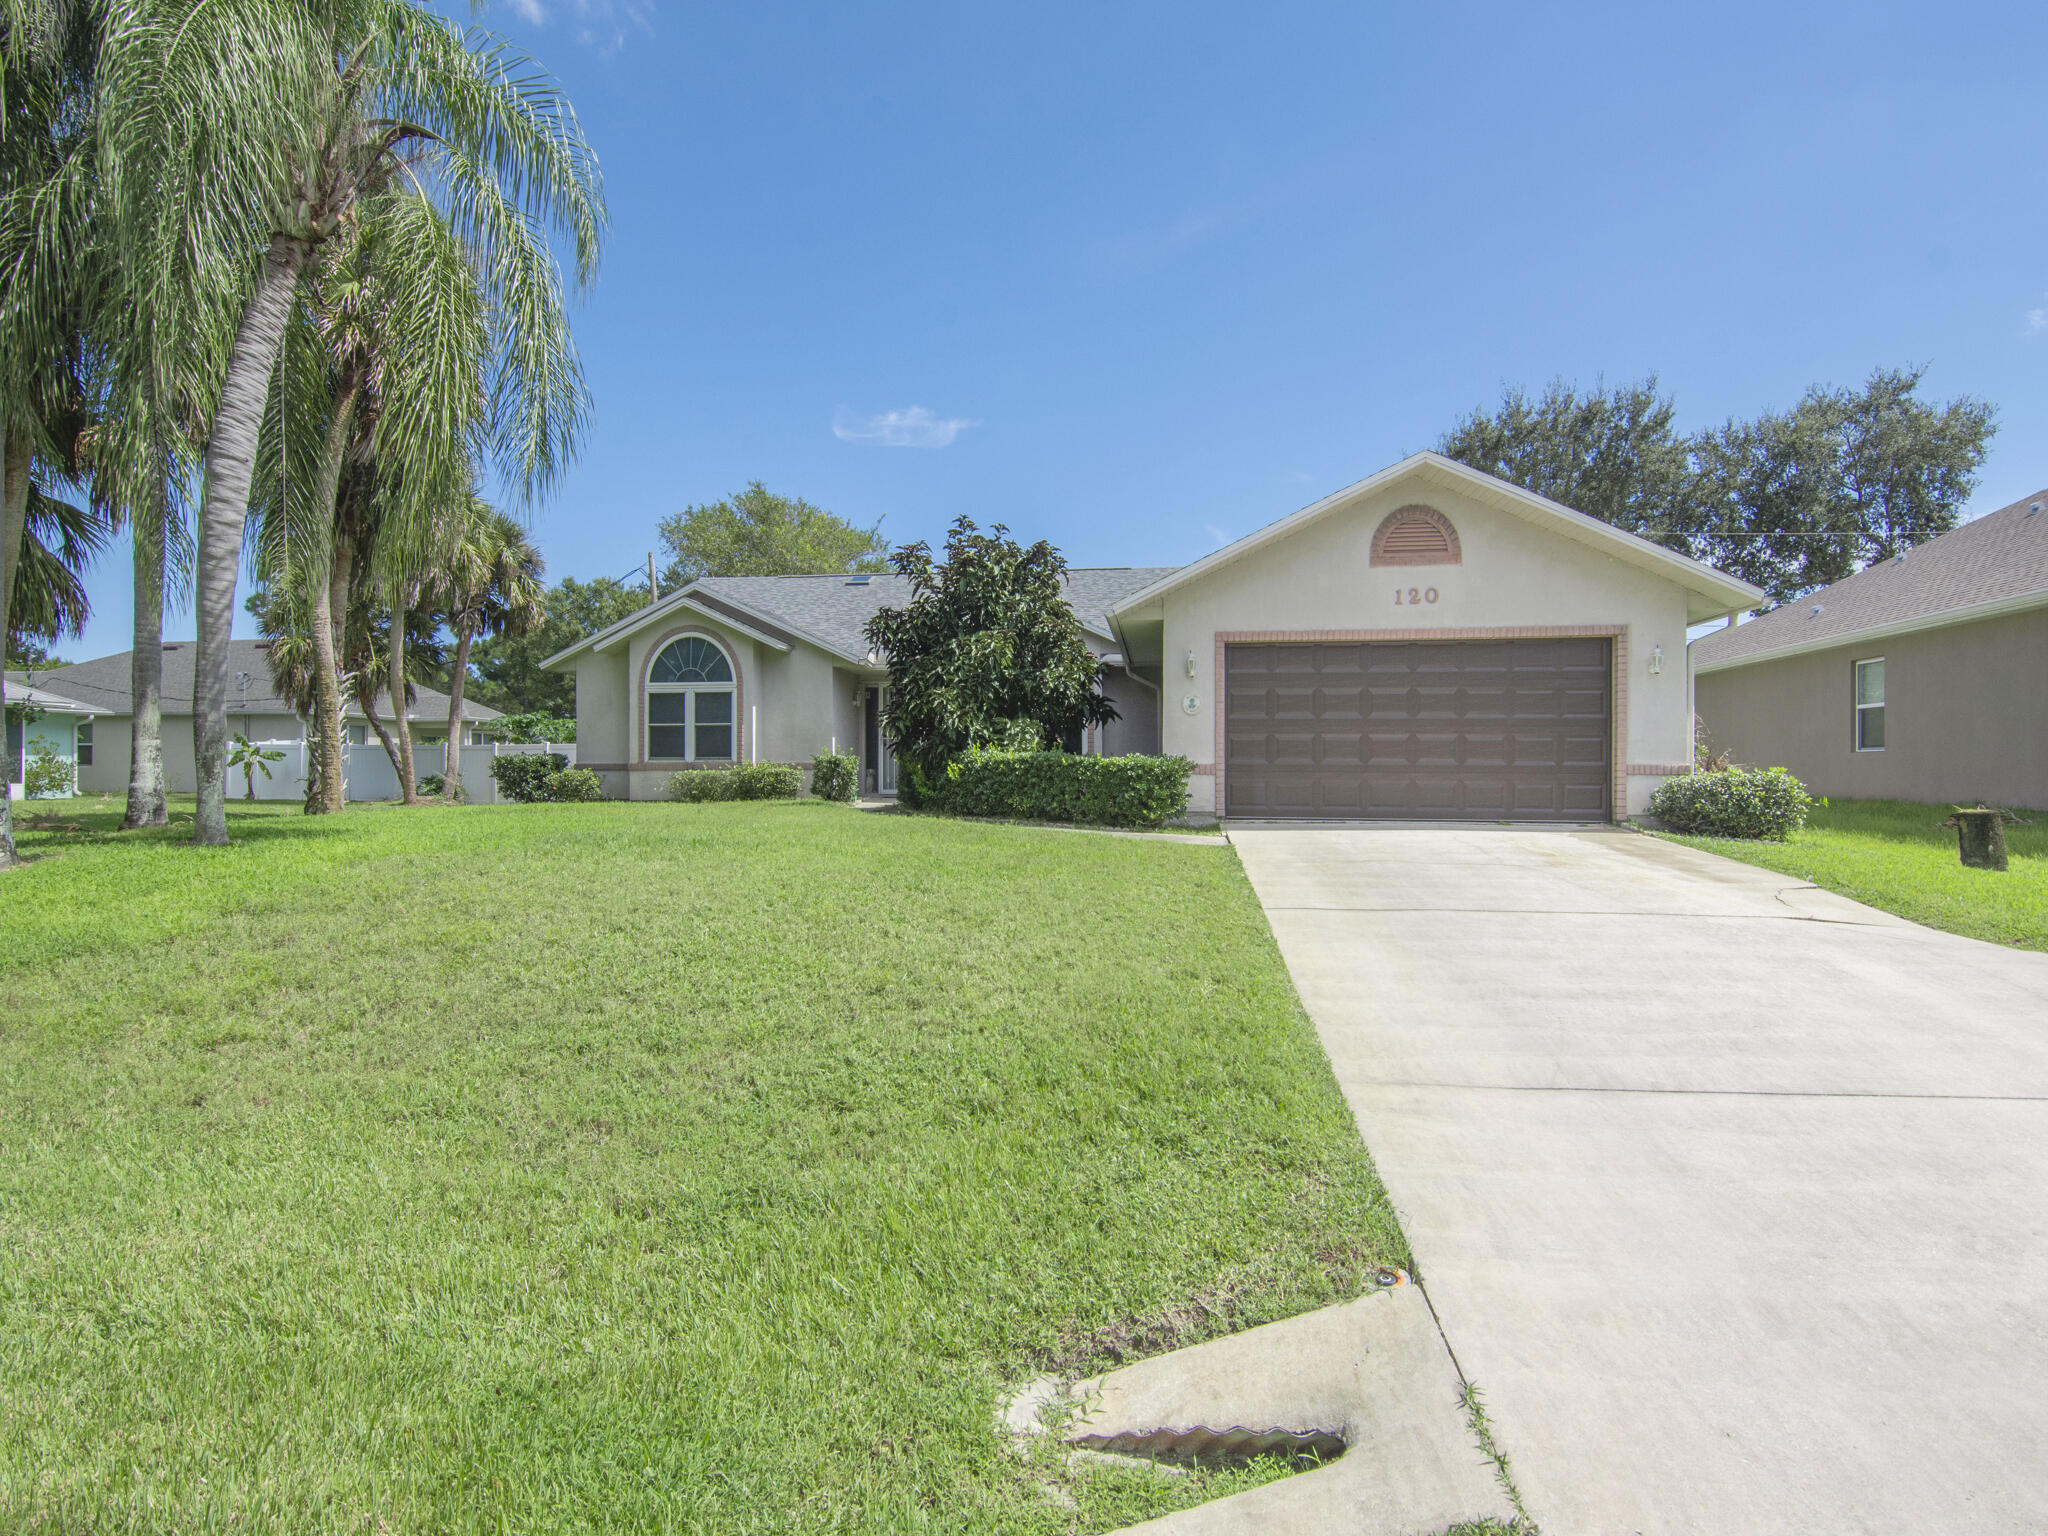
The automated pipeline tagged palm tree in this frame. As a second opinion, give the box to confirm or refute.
[0,0,100,867]
[436,497,543,800]
[99,0,602,846]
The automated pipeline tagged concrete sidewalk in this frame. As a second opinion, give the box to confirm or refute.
[1232,826,2048,1536]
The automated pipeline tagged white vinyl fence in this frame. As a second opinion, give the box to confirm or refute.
[237,739,577,804]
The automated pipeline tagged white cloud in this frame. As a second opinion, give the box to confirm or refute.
[832,405,979,449]
[2027,302,2048,337]
[1202,523,1233,549]
[507,0,547,23]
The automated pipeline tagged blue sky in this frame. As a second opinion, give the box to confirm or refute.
[59,0,2048,657]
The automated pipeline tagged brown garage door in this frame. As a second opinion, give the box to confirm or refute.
[1224,639,1611,820]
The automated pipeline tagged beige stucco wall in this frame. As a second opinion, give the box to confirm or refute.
[74,710,305,796]
[1695,606,2048,809]
[1148,482,1697,818]
[571,612,872,801]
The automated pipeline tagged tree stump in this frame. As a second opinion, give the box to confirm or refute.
[1944,808,2010,871]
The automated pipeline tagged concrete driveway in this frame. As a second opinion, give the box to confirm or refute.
[1229,826,2048,1536]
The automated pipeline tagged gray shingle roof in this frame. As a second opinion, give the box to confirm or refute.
[683,567,1181,659]
[7,638,502,721]
[1693,490,2048,670]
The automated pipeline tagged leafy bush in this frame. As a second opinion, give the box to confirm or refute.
[810,750,859,804]
[911,749,1191,829]
[416,773,446,797]
[23,739,71,798]
[540,767,605,802]
[1650,766,1813,841]
[668,763,802,803]
[485,711,576,744]
[489,752,568,803]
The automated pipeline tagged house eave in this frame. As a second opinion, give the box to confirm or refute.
[543,589,802,670]
[1693,587,2048,674]
[1106,451,1765,621]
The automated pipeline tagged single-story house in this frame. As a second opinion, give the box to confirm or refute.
[549,453,1763,820]
[5,680,100,799]
[1693,487,2048,808]
[5,638,504,798]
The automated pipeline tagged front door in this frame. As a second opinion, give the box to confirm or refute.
[877,688,898,795]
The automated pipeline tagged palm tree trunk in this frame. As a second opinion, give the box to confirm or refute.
[443,622,474,800]
[192,232,309,847]
[0,417,26,869]
[388,599,418,805]
[305,387,357,815]
[122,502,169,828]
[360,683,403,787]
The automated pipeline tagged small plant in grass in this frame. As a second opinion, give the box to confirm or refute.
[489,752,568,803]
[227,734,286,801]
[668,763,801,802]
[809,750,859,803]
[22,739,72,798]
[1651,765,1813,840]
[417,772,447,797]
[540,767,605,802]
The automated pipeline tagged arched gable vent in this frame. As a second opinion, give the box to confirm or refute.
[1370,504,1462,566]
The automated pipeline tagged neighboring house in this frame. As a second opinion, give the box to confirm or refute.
[5,639,503,798]
[549,453,1762,820]
[4,681,100,799]
[1693,488,2048,808]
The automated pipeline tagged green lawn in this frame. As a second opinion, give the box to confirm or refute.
[0,797,1405,1534]
[1657,796,2048,951]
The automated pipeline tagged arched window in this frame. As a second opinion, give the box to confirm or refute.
[647,635,735,761]
[1370,504,1462,566]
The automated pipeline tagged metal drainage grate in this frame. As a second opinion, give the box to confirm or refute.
[1069,1424,1347,1469]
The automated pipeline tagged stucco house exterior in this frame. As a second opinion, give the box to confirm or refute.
[7,639,504,798]
[1693,487,2048,809]
[551,453,1762,820]
[5,680,100,799]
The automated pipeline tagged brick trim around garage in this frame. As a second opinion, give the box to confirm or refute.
[1210,625,1630,819]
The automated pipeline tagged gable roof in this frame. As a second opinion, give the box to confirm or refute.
[1692,489,2048,673]
[542,567,1180,671]
[1106,452,1765,625]
[7,639,503,722]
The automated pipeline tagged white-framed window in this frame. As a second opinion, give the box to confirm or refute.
[75,718,93,766]
[646,635,735,761]
[346,721,368,746]
[1854,658,1885,751]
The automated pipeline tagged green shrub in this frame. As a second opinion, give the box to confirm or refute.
[810,750,859,804]
[912,749,1191,829]
[540,767,605,802]
[1650,766,1814,840]
[668,763,802,803]
[489,752,568,803]
[23,739,71,798]
[416,773,446,797]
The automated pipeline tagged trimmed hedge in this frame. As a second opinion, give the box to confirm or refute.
[1650,766,1813,841]
[541,767,605,802]
[910,748,1191,829]
[489,752,569,803]
[810,750,859,804]
[668,762,802,803]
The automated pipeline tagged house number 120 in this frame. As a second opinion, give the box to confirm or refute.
[1393,587,1439,605]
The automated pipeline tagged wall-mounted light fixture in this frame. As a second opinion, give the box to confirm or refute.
[1648,645,1664,676]
[1184,649,1198,678]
